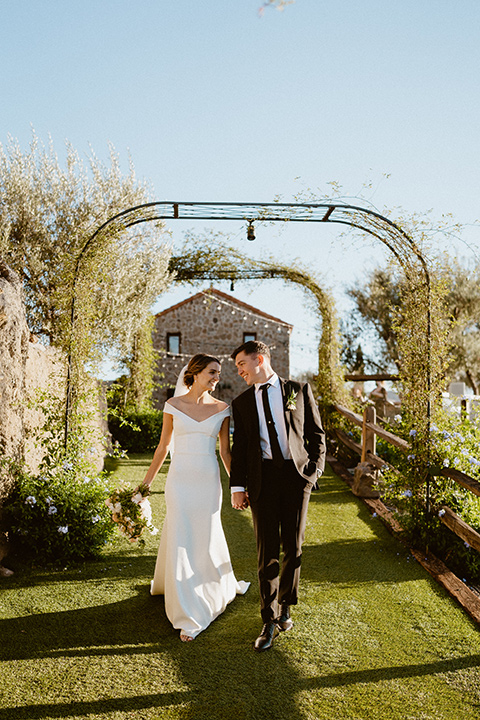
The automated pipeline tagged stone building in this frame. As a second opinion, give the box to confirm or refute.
[152,288,292,406]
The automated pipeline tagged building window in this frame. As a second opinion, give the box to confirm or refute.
[243,332,256,343]
[167,332,181,355]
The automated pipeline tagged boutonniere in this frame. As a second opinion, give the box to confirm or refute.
[285,389,298,411]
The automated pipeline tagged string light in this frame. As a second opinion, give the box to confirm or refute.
[197,290,292,330]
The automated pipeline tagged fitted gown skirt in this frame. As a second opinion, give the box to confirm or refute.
[150,406,248,639]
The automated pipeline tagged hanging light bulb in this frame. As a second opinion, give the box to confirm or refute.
[247,221,255,241]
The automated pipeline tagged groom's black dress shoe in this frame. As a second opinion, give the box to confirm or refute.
[277,605,294,632]
[254,621,279,652]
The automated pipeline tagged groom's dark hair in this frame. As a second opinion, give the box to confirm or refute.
[231,340,271,361]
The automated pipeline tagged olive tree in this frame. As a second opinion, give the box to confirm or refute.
[0,132,172,364]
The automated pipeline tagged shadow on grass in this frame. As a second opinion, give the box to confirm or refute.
[2,653,480,720]
[2,598,480,720]
[0,583,170,661]
[3,551,159,587]
[5,461,474,719]
[301,537,424,587]
[0,579,313,719]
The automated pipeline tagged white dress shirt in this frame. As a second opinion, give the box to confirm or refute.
[231,373,291,494]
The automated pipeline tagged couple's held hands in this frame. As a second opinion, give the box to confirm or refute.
[232,491,249,510]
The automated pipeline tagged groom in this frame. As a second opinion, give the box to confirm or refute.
[230,340,326,651]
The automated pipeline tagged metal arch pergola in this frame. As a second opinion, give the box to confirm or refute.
[70,199,432,398]
[67,199,433,530]
[77,200,422,265]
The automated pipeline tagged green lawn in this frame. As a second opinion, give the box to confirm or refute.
[1,456,479,720]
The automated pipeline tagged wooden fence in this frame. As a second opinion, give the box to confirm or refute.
[332,403,480,554]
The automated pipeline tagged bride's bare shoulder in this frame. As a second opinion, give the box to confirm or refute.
[165,397,184,409]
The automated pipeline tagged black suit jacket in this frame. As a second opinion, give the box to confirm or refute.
[230,379,326,503]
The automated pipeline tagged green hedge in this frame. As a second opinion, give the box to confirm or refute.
[108,409,163,453]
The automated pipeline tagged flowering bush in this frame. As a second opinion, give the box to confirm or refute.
[3,461,115,564]
[3,388,116,565]
[379,403,480,581]
[106,483,158,545]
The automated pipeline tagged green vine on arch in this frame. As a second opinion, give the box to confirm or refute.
[169,233,350,413]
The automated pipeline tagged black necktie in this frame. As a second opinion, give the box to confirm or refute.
[260,383,284,466]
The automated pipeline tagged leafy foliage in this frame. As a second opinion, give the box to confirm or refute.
[343,258,480,392]
[342,267,402,372]
[0,131,172,362]
[4,463,114,564]
[3,388,116,565]
[378,405,480,580]
[108,409,163,453]
[118,313,159,412]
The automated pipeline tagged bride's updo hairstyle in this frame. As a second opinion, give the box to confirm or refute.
[183,353,221,388]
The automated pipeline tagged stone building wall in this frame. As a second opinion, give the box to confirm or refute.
[152,288,292,407]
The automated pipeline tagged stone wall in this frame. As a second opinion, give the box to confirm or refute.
[23,340,66,472]
[152,288,292,407]
[0,261,30,502]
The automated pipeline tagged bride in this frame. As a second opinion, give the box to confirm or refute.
[143,353,249,641]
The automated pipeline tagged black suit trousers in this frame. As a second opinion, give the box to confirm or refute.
[249,459,312,622]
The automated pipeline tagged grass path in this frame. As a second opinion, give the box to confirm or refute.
[1,456,479,720]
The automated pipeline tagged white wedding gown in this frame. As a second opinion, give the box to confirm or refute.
[150,402,249,638]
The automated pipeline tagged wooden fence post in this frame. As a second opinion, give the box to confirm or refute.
[361,405,376,463]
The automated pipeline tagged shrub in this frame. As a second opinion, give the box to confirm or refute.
[3,387,116,565]
[380,404,480,582]
[108,409,163,453]
[4,462,115,564]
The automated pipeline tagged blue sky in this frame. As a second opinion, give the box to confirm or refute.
[2,1,480,375]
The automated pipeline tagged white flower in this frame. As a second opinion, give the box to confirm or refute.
[403,490,413,498]
[140,498,152,523]
[91,515,102,524]
[394,414,402,423]
[438,509,446,517]
[25,496,37,506]
[131,492,143,505]
[114,502,122,513]
[48,505,58,515]
[57,525,69,534]
[45,496,53,505]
